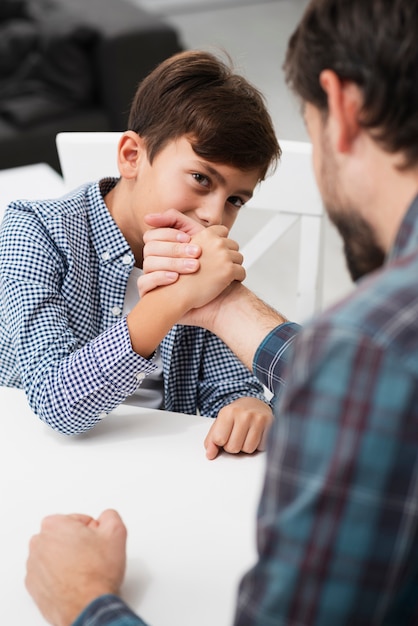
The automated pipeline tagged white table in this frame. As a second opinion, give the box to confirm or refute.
[0,163,66,217]
[0,387,266,626]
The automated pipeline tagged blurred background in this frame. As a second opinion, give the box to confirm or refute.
[133,0,309,144]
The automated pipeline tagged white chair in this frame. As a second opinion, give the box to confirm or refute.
[242,140,324,321]
[56,131,122,190]
[56,133,324,321]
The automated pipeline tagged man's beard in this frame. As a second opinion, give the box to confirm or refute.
[329,210,385,282]
[319,134,385,282]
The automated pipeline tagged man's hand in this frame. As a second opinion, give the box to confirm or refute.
[205,397,274,460]
[25,509,127,626]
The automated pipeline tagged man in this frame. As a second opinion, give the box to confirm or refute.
[0,50,279,458]
[25,0,418,624]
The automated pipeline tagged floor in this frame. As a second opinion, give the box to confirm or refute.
[132,0,354,322]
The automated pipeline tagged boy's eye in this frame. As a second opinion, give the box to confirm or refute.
[192,172,210,187]
[228,196,245,209]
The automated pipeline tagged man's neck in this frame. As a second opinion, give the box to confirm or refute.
[355,147,418,254]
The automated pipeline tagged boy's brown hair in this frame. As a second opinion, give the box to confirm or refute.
[128,50,281,180]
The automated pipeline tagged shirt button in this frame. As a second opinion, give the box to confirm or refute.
[122,253,132,265]
[101,250,110,261]
[136,372,146,381]
[111,306,122,317]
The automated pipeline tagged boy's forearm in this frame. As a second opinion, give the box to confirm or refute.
[127,286,187,357]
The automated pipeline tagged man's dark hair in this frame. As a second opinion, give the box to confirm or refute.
[283,0,418,168]
[128,50,281,181]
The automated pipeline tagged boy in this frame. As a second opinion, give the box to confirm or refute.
[0,50,280,458]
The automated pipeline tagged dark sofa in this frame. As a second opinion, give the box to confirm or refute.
[0,0,183,172]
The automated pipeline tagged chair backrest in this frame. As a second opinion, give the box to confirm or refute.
[238,140,324,322]
[246,140,321,216]
[56,132,122,189]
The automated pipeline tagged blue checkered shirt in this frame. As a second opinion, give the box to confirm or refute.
[0,179,268,434]
[70,196,418,625]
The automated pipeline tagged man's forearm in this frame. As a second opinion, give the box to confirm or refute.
[193,283,288,372]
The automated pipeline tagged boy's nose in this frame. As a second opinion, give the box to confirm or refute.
[195,197,224,226]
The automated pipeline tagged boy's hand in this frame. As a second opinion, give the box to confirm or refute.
[139,210,205,295]
[205,397,273,460]
[25,510,127,626]
[139,211,244,306]
[145,209,205,237]
[140,229,201,296]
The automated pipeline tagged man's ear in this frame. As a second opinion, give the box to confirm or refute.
[117,131,147,179]
[319,69,362,153]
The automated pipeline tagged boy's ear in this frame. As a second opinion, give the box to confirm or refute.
[117,131,147,179]
[319,69,363,153]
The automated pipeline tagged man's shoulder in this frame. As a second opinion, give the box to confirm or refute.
[0,182,104,264]
[4,181,98,223]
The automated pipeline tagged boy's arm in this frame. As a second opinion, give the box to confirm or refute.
[0,206,153,436]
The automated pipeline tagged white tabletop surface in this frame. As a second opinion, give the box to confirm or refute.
[0,387,266,626]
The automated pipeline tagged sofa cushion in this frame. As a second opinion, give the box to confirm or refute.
[0,0,27,22]
[0,0,98,128]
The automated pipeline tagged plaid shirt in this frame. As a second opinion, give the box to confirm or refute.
[0,179,267,434]
[235,195,418,625]
[71,195,418,625]
[73,596,146,626]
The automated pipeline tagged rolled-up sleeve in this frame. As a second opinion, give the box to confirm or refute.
[72,595,147,626]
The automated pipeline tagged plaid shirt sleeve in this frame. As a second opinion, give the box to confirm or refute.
[0,200,159,434]
[253,322,301,395]
[72,595,147,626]
[234,321,418,625]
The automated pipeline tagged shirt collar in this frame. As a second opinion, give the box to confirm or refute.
[85,178,133,265]
[387,194,418,264]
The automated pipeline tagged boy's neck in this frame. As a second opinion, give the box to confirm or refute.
[104,181,145,268]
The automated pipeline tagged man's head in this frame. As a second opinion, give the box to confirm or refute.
[128,50,281,182]
[283,0,418,281]
[284,0,418,169]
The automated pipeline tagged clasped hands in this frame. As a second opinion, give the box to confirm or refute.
[140,209,243,319]
[139,209,273,461]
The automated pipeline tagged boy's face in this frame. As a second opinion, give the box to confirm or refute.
[133,136,260,234]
